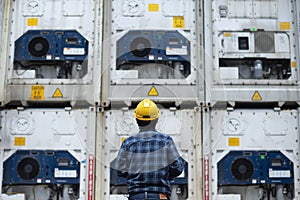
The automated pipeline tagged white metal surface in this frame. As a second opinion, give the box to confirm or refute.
[102,0,203,106]
[203,108,300,200]
[95,107,202,200]
[0,0,6,106]
[217,194,241,200]
[2,194,26,200]
[111,0,195,31]
[0,107,97,200]
[204,0,300,104]
[1,0,103,106]
[0,0,3,45]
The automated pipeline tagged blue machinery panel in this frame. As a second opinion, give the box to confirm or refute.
[218,151,294,186]
[116,30,191,79]
[14,30,88,63]
[13,30,89,79]
[3,150,80,185]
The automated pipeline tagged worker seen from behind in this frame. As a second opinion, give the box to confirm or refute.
[111,99,184,200]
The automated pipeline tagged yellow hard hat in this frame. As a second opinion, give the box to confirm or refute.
[134,99,160,121]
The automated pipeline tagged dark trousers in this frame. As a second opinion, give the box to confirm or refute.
[129,192,170,200]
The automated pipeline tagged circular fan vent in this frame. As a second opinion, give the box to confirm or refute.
[231,158,254,181]
[255,32,275,53]
[17,157,40,180]
[130,37,151,57]
[28,37,49,57]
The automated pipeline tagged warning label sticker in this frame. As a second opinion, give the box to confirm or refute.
[228,137,240,146]
[14,137,26,146]
[251,91,262,101]
[148,86,159,96]
[173,16,184,28]
[31,85,44,100]
[27,18,38,26]
[279,22,291,30]
[52,88,63,98]
[148,4,159,12]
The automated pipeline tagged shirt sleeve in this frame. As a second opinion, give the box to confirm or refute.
[167,137,184,179]
[110,141,130,178]
[169,157,185,179]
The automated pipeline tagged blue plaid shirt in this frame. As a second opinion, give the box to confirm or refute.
[111,130,184,196]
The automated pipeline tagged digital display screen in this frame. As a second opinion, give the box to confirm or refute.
[238,37,249,50]
[271,158,282,167]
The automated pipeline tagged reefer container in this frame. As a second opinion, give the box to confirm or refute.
[0,107,96,200]
[203,107,300,200]
[204,0,300,105]
[95,105,202,200]
[1,0,102,106]
[101,0,204,107]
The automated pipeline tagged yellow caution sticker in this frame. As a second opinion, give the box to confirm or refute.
[148,4,159,12]
[52,88,63,98]
[228,137,240,146]
[31,85,44,100]
[291,61,297,68]
[27,18,38,26]
[251,91,262,101]
[173,16,184,28]
[223,32,232,37]
[148,86,159,96]
[14,137,26,146]
[280,22,290,30]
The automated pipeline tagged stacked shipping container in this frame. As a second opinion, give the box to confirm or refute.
[203,0,300,200]
[96,1,203,199]
[0,0,101,199]
[0,0,299,200]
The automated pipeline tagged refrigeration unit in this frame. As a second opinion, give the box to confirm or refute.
[116,30,191,80]
[14,30,89,79]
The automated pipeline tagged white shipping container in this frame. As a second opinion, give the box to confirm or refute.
[1,0,103,106]
[0,107,97,200]
[101,0,204,106]
[95,107,202,200]
[203,107,300,200]
[204,0,300,104]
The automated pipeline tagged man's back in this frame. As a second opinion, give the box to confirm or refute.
[112,130,184,196]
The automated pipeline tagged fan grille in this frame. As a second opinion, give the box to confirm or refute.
[28,37,50,57]
[231,158,254,181]
[17,157,40,180]
[130,37,152,57]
